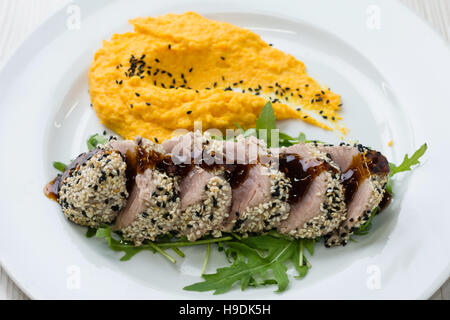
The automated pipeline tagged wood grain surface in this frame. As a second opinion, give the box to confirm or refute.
[0,0,448,300]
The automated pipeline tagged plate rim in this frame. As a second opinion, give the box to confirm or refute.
[0,0,449,300]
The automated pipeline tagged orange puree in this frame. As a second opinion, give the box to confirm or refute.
[89,12,344,141]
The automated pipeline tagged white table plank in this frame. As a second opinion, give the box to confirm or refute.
[0,0,448,300]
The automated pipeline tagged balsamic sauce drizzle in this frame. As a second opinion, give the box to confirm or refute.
[278,153,335,204]
[45,145,391,213]
[340,149,390,206]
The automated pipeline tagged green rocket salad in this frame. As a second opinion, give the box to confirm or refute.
[52,102,427,294]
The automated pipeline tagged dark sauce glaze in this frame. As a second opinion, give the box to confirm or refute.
[341,149,390,204]
[45,143,255,203]
[223,164,252,189]
[45,142,392,213]
[341,153,369,204]
[278,153,336,205]
[44,177,60,202]
[378,191,392,213]
[123,145,253,193]
[44,148,101,201]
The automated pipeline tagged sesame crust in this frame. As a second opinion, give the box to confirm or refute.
[283,170,347,239]
[55,133,391,248]
[232,167,291,236]
[276,142,347,239]
[177,174,232,241]
[58,150,128,228]
[320,142,390,247]
[120,170,181,246]
[324,173,388,247]
[136,136,166,154]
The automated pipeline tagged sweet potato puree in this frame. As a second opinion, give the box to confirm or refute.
[89,12,344,141]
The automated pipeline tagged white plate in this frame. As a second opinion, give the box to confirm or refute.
[0,0,449,300]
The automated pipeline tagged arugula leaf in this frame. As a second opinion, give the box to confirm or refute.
[255,102,277,146]
[247,278,278,288]
[234,124,258,140]
[389,143,427,178]
[302,239,315,256]
[95,227,146,261]
[279,132,307,147]
[386,143,427,194]
[353,207,378,236]
[87,134,109,151]
[53,161,67,172]
[85,228,97,238]
[184,235,298,294]
[237,102,307,148]
[291,239,315,279]
[256,102,277,132]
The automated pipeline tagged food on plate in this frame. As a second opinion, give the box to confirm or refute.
[45,102,426,294]
[318,143,390,247]
[45,147,129,228]
[89,12,344,142]
[111,137,182,246]
[277,143,347,239]
[46,132,390,245]
[48,8,428,294]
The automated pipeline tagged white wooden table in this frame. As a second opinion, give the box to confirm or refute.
[0,0,448,300]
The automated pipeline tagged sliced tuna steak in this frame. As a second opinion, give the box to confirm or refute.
[221,137,290,235]
[176,167,232,241]
[164,132,232,241]
[319,144,390,247]
[55,147,128,228]
[114,138,181,246]
[277,143,346,239]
